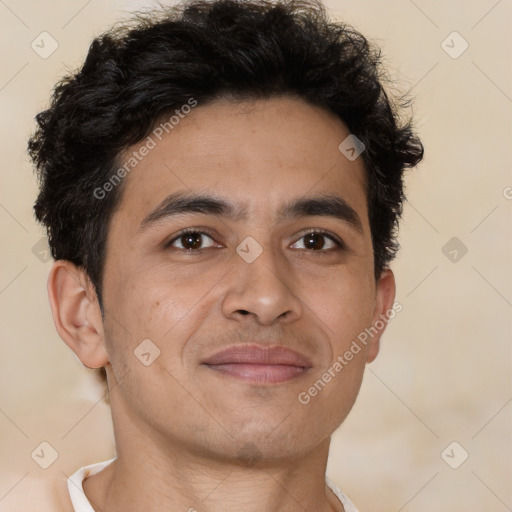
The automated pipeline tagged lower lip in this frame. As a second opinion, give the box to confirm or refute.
[204,363,309,383]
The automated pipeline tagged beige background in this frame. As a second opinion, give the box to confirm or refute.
[0,0,511,510]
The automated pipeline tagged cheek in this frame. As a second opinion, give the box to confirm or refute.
[112,265,192,329]
[302,266,375,348]
[308,270,374,419]
[106,263,220,367]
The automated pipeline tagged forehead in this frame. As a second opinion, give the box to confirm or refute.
[115,96,368,228]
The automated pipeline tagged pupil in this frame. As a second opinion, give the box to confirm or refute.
[183,233,201,249]
[305,233,323,250]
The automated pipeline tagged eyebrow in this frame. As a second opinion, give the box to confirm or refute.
[138,191,363,234]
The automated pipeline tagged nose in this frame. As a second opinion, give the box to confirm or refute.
[221,240,303,326]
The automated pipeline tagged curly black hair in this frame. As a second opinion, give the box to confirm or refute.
[28,0,423,390]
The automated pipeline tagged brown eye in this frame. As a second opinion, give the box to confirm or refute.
[291,230,344,251]
[166,230,217,251]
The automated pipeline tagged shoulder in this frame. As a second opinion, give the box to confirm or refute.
[0,472,74,512]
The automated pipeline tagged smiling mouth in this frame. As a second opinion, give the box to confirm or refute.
[204,362,309,383]
[201,344,312,384]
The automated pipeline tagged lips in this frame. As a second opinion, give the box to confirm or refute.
[202,344,312,383]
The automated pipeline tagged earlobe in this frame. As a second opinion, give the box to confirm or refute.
[47,260,109,369]
[365,268,396,363]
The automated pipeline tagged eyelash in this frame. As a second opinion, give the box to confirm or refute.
[163,227,346,253]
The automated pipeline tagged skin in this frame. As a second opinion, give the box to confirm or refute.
[48,95,396,512]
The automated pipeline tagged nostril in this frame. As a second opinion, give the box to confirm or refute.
[238,310,250,315]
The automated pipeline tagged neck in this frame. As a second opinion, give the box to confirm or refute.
[83,431,344,512]
[82,373,345,512]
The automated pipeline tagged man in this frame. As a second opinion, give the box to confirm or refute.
[27,0,423,510]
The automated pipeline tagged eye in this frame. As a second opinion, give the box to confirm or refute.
[164,227,345,253]
[291,229,345,252]
[165,229,220,251]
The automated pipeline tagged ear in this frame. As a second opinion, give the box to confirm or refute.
[365,267,397,363]
[47,260,109,369]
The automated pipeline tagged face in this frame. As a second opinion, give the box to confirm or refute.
[69,96,395,463]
